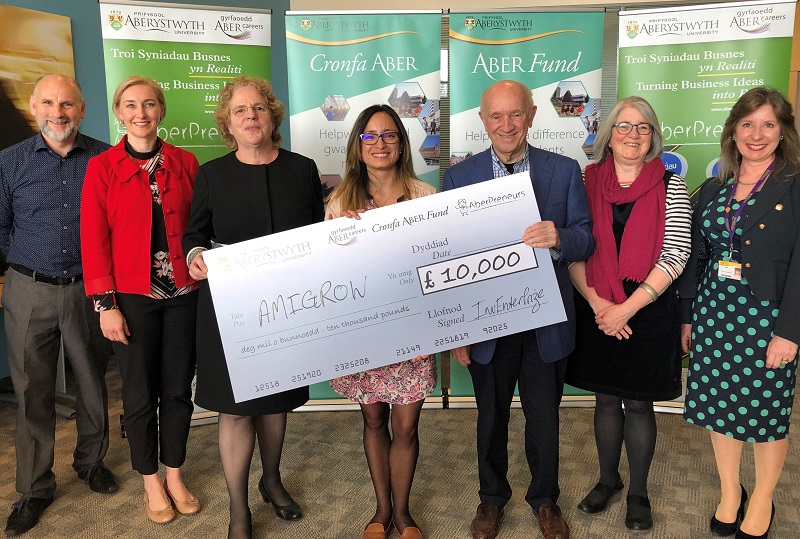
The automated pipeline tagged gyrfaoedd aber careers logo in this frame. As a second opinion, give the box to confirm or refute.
[328,222,367,247]
[215,14,264,41]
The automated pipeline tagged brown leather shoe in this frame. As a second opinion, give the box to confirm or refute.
[533,502,569,539]
[361,519,392,539]
[471,503,503,539]
[397,524,424,539]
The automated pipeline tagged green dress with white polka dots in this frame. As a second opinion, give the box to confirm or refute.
[684,182,797,442]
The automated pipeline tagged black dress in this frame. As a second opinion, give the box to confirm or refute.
[565,188,683,402]
[182,150,324,415]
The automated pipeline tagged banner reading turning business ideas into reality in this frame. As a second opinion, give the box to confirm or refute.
[99,2,271,164]
[618,1,795,189]
[285,12,441,193]
[449,12,604,169]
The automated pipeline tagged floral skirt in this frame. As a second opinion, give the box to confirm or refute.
[330,356,437,405]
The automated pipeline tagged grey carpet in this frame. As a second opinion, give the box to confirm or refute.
[0,363,798,538]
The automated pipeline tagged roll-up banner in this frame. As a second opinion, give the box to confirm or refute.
[285,11,442,193]
[449,12,604,170]
[618,0,796,190]
[99,1,271,164]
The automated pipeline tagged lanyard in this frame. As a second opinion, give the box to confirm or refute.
[723,161,773,260]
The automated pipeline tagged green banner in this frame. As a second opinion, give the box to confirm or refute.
[100,2,271,164]
[285,12,441,191]
[619,1,796,190]
[449,12,604,169]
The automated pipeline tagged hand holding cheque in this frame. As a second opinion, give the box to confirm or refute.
[202,172,566,402]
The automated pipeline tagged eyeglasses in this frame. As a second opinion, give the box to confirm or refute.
[360,132,400,145]
[613,122,653,135]
[230,104,269,117]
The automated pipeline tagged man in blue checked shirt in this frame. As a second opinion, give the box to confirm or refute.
[0,74,119,536]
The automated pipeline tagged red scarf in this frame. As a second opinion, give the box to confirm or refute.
[585,157,666,303]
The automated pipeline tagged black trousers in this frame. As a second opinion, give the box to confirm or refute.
[468,330,567,510]
[113,292,197,475]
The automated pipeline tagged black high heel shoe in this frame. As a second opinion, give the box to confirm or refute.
[735,503,775,539]
[258,476,303,520]
[710,484,748,537]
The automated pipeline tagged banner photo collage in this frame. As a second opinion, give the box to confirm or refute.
[285,12,442,194]
[449,12,604,170]
[99,2,271,164]
[619,0,796,190]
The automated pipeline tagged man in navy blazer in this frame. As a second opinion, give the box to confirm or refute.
[443,80,594,539]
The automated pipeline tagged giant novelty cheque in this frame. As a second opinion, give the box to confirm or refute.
[204,173,567,402]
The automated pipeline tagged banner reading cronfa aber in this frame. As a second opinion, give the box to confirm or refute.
[618,0,795,190]
[99,1,271,164]
[449,12,604,170]
[285,12,441,193]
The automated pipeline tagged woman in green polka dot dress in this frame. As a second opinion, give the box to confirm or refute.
[678,87,800,539]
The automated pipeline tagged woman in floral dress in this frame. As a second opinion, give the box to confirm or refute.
[326,105,436,539]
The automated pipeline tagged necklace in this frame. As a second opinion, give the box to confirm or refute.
[371,184,400,207]
[736,179,758,185]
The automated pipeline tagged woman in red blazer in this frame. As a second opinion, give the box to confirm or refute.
[81,75,200,524]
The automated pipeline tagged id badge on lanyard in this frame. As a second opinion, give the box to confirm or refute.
[718,162,773,280]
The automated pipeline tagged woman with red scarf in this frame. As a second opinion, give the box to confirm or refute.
[565,96,691,531]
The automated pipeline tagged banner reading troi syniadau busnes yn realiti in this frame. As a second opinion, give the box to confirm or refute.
[618,1,795,190]
[100,2,271,164]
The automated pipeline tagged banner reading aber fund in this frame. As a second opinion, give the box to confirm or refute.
[99,1,271,164]
[285,12,441,193]
[449,12,604,170]
[618,0,795,190]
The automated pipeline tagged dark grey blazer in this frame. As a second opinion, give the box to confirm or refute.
[678,172,800,344]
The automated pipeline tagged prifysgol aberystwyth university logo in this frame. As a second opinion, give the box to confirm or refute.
[626,21,639,39]
[465,18,476,29]
[109,12,124,31]
[300,19,311,31]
